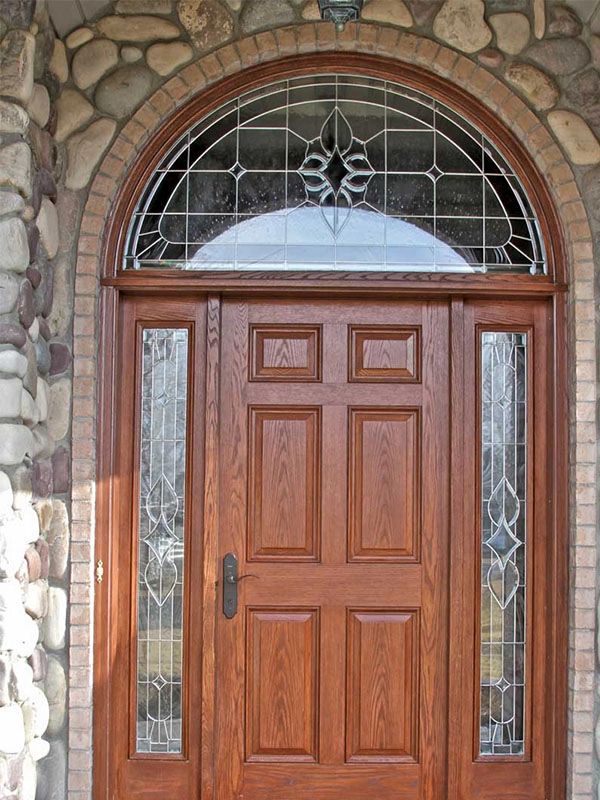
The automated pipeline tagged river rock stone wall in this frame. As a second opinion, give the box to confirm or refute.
[0,0,599,798]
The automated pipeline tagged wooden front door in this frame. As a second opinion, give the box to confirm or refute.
[101,293,560,800]
[215,298,449,799]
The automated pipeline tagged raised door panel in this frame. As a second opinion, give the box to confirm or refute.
[346,610,418,762]
[250,325,322,381]
[349,409,420,561]
[246,609,320,762]
[349,326,420,382]
[248,408,321,560]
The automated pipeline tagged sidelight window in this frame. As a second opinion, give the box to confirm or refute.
[136,328,189,754]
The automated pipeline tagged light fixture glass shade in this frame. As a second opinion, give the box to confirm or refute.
[318,0,364,31]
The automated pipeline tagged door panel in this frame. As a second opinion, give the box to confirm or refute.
[216,299,449,799]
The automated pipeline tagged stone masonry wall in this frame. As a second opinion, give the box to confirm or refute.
[0,0,599,798]
[0,2,71,799]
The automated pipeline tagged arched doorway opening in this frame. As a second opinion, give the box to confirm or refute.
[93,55,568,800]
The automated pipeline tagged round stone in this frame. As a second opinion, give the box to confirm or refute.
[547,5,582,38]
[48,39,68,83]
[36,197,58,260]
[45,656,66,735]
[582,164,600,221]
[0,378,22,419]
[65,118,117,191]
[0,347,28,378]
[65,27,94,49]
[28,738,50,761]
[96,14,181,41]
[54,89,94,144]
[43,587,67,650]
[239,0,293,35]
[49,343,70,376]
[22,686,49,740]
[94,64,154,119]
[34,337,50,376]
[47,379,71,442]
[24,546,41,582]
[548,110,600,166]
[178,0,235,50]
[18,280,35,330]
[433,0,492,53]
[504,62,559,110]
[362,0,413,26]
[26,83,50,129]
[0,273,19,314]
[11,465,32,510]
[34,499,53,532]
[566,68,600,111]
[51,448,68,494]
[36,379,48,423]
[0,99,29,134]
[0,424,34,466]
[47,500,69,580]
[0,217,29,273]
[0,191,25,215]
[21,388,39,427]
[528,39,590,76]
[28,645,47,682]
[490,12,530,55]
[24,580,48,619]
[12,660,34,703]
[72,38,119,91]
[0,142,32,198]
[146,42,193,76]
[121,45,143,63]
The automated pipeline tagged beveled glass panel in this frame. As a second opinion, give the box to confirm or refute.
[136,328,188,754]
[124,75,545,274]
[479,332,527,757]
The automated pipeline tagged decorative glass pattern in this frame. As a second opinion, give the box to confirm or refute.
[124,75,545,274]
[480,332,527,756]
[136,328,188,754]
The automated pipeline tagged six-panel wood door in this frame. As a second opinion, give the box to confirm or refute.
[215,299,450,799]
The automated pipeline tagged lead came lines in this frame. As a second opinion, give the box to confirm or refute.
[136,329,188,754]
[124,75,545,274]
[480,332,527,756]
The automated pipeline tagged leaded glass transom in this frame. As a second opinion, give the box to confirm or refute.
[124,74,545,274]
[480,332,527,756]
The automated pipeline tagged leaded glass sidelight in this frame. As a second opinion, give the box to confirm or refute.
[480,332,527,756]
[124,74,545,274]
[136,328,188,754]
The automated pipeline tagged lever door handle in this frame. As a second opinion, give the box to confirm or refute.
[223,553,258,618]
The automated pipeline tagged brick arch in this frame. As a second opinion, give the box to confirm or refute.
[70,24,596,799]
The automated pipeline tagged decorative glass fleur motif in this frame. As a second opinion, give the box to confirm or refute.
[299,107,374,236]
[485,476,521,608]
[480,331,527,757]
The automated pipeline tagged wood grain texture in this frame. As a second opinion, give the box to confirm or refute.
[350,326,420,382]
[248,408,321,560]
[346,610,418,761]
[246,608,319,761]
[217,299,450,799]
[349,409,420,561]
[250,325,322,381]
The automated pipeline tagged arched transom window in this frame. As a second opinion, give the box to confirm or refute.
[125,74,545,274]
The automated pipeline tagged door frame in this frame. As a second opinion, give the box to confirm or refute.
[92,53,569,800]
